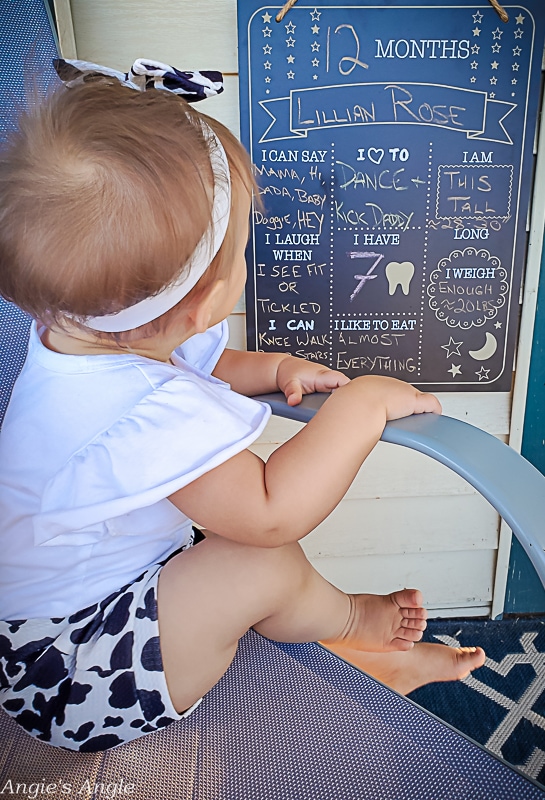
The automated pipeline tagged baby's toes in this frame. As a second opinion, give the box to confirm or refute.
[399,625,424,643]
[402,605,428,622]
[392,588,424,609]
[402,616,427,631]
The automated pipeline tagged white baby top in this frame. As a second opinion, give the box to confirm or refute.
[0,321,271,620]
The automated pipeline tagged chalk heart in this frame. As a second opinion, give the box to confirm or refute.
[367,148,384,165]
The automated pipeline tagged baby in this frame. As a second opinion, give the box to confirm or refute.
[0,77,484,752]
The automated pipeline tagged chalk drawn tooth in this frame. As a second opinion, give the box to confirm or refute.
[385,261,415,296]
[468,332,498,361]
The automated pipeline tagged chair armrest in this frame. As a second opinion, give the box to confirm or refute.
[254,392,545,588]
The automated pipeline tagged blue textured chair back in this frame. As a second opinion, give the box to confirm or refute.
[1,630,544,799]
[0,0,59,424]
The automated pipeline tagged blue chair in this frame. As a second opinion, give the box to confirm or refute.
[256,392,545,588]
[0,0,60,423]
[1,1,545,797]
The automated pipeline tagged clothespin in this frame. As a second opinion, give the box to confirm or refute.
[276,0,299,23]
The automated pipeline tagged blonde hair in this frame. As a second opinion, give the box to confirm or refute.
[0,79,254,341]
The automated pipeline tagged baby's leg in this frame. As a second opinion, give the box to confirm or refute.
[157,535,425,713]
[324,643,486,695]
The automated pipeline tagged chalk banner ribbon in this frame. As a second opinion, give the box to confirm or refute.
[259,83,516,144]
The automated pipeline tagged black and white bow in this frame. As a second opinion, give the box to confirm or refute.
[53,57,223,102]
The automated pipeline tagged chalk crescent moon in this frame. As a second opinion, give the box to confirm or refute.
[468,332,497,361]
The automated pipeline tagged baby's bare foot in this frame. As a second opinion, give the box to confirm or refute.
[322,588,427,653]
[323,641,486,695]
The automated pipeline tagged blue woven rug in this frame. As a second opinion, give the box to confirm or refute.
[408,618,545,786]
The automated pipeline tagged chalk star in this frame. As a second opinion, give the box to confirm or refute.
[490,76,497,85]
[492,27,503,40]
[494,321,502,329]
[285,21,296,34]
[473,27,481,37]
[264,61,271,70]
[471,44,480,54]
[470,75,477,83]
[513,46,522,56]
[442,338,464,358]
[491,61,499,69]
[471,60,478,69]
[473,11,483,23]
[264,76,271,83]
[287,70,295,79]
[512,78,518,84]
[287,54,295,63]
[310,8,321,21]
[476,366,490,380]
[441,336,463,358]
[491,44,501,55]
[313,74,318,80]
[512,62,520,71]
[311,24,320,34]
[262,26,272,37]
[489,92,496,98]
[262,12,271,23]
[448,364,462,377]
[312,57,320,67]
[516,14,525,25]
[514,28,524,39]
[263,44,272,54]
[286,36,296,47]
[311,41,321,52]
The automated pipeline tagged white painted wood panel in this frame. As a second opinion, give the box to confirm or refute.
[69,0,238,73]
[52,0,77,58]
[302,495,499,556]
[68,1,241,135]
[431,606,491,618]
[307,550,495,612]
[226,311,247,350]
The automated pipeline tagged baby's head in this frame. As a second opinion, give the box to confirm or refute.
[0,79,254,341]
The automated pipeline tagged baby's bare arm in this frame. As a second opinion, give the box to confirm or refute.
[213,348,348,401]
[212,348,286,396]
[168,376,441,547]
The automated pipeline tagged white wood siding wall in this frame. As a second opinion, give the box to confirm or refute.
[57,0,519,617]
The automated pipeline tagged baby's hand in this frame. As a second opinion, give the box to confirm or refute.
[357,375,441,421]
[276,356,350,406]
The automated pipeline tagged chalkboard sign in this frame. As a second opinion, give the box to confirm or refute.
[237,1,545,390]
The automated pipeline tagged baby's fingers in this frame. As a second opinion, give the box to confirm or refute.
[415,391,442,415]
[314,369,350,393]
[282,379,304,406]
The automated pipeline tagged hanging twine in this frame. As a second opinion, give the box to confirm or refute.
[488,0,509,22]
[276,0,298,23]
[275,0,508,25]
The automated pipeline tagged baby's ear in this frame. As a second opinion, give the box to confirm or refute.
[187,279,226,333]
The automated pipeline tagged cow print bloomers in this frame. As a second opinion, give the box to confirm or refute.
[0,541,202,752]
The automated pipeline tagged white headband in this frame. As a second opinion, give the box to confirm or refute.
[77,125,231,333]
